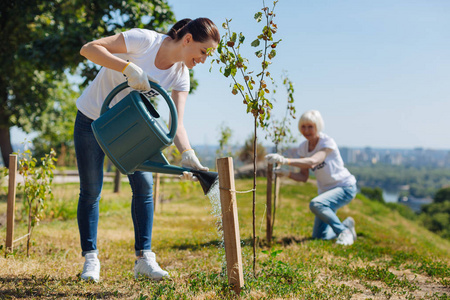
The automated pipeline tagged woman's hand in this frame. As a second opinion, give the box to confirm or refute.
[179,171,198,182]
[181,149,209,171]
[265,153,289,165]
[122,62,151,91]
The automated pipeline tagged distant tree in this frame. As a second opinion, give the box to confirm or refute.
[32,79,79,166]
[360,186,385,203]
[265,72,296,153]
[419,187,450,240]
[238,134,267,165]
[434,187,450,204]
[348,165,450,198]
[216,123,233,158]
[0,0,176,167]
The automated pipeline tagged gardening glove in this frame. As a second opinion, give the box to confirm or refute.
[274,168,290,178]
[181,149,209,171]
[179,171,198,182]
[265,153,288,165]
[122,62,159,91]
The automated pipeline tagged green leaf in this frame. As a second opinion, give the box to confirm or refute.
[231,32,237,43]
[254,12,263,22]
[239,33,245,44]
[224,67,231,77]
[251,39,260,47]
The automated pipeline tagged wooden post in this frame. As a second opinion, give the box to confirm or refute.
[6,154,18,254]
[217,157,244,294]
[266,163,273,247]
[274,176,280,207]
[153,173,160,212]
[113,168,121,193]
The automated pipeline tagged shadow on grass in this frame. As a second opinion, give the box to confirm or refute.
[276,235,314,246]
[0,276,123,298]
[171,239,223,251]
[171,236,315,251]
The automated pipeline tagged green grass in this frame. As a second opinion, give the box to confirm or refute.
[1,177,449,299]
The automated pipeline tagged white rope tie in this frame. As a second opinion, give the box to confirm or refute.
[219,187,256,194]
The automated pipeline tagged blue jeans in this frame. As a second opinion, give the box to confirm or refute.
[309,184,357,240]
[74,110,154,257]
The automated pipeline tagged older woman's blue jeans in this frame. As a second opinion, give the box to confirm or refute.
[74,110,154,257]
[309,184,357,240]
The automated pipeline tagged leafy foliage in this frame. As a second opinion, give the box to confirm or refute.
[348,164,450,198]
[238,134,267,164]
[211,0,285,275]
[434,187,450,204]
[213,2,281,127]
[360,186,385,203]
[265,72,297,152]
[216,123,233,158]
[32,78,80,166]
[420,188,450,240]
[0,0,176,165]
[16,146,57,256]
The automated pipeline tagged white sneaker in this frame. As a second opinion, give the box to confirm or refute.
[336,228,354,246]
[134,252,169,281]
[342,217,357,241]
[81,253,100,282]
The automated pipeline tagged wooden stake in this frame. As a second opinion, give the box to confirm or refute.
[274,176,280,207]
[113,168,121,193]
[266,163,273,247]
[217,157,244,294]
[6,154,18,255]
[154,173,160,212]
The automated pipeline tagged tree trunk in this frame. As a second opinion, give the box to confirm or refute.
[252,116,257,276]
[58,143,66,166]
[0,126,13,168]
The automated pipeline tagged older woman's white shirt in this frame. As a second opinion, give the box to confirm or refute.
[298,132,356,194]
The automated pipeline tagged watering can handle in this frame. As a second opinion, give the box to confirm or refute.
[101,81,178,141]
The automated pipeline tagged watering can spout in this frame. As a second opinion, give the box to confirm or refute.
[191,169,219,196]
[138,159,218,195]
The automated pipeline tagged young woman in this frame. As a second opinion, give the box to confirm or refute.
[75,18,220,282]
[266,110,357,245]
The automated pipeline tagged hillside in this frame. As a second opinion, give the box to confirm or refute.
[1,177,449,299]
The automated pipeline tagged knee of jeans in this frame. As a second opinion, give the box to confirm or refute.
[309,200,322,214]
[132,194,154,205]
[79,188,102,206]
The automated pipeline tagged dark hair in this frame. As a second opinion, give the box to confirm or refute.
[167,18,220,43]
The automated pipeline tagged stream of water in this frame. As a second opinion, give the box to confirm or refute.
[205,179,227,271]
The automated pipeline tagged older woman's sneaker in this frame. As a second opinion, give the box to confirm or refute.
[134,252,169,281]
[342,216,357,241]
[81,253,100,282]
[336,228,354,246]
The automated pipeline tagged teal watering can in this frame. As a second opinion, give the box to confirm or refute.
[91,81,218,195]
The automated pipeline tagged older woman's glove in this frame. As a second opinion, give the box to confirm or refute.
[265,153,288,165]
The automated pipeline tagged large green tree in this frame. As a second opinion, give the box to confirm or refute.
[0,0,175,166]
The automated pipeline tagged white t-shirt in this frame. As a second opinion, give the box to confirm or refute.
[298,132,356,194]
[76,29,190,120]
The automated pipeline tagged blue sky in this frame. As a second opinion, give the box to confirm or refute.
[166,0,450,149]
[12,0,450,149]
